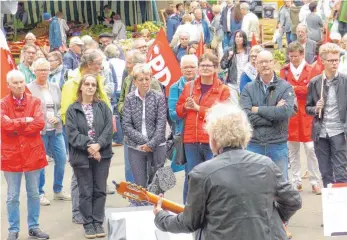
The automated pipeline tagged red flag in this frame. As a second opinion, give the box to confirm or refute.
[251,32,258,47]
[195,33,204,59]
[1,30,17,99]
[324,25,331,43]
[147,28,182,96]
[308,56,325,79]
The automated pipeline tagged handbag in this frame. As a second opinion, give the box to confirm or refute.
[166,80,194,166]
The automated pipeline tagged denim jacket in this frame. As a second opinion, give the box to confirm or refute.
[49,17,62,50]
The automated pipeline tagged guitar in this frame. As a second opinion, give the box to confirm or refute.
[112,181,184,214]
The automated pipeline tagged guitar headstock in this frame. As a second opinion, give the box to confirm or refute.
[112,181,149,202]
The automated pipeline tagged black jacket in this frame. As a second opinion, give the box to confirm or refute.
[306,73,347,142]
[155,147,302,240]
[66,101,113,168]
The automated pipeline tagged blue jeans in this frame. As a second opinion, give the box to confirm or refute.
[277,31,292,50]
[124,144,134,183]
[247,142,289,180]
[4,170,41,232]
[62,125,69,154]
[113,92,124,144]
[223,32,233,50]
[183,143,213,203]
[290,33,297,42]
[40,130,67,195]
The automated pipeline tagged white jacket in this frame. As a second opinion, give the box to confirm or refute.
[112,20,126,40]
[241,12,260,41]
[170,23,200,47]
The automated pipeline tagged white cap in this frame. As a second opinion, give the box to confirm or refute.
[330,32,342,41]
[69,37,84,47]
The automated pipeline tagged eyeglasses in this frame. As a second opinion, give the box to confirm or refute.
[36,69,50,72]
[325,59,340,64]
[199,64,214,69]
[136,78,151,83]
[83,82,97,87]
[257,60,273,65]
[250,55,257,58]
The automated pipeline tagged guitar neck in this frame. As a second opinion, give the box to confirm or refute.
[146,192,184,214]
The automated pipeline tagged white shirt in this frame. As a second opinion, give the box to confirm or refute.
[227,6,232,32]
[290,60,307,80]
[193,20,204,40]
[241,12,260,41]
[108,58,126,91]
[135,88,148,138]
[299,4,311,23]
[112,20,126,40]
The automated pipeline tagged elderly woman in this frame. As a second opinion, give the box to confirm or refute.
[122,64,167,189]
[47,51,67,89]
[154,102,302,239]
[221,30,250,104]
[171,14,200,47]
[27,58,70,206]
[239,45,263,92]
[176,53,230,203]
[66,74,113,239]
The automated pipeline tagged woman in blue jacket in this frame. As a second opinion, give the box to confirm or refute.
[168,55,198,172]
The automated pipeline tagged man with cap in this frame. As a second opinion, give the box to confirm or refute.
[63,36,84,71]
[43,12,62,51]
[99,32,125,59]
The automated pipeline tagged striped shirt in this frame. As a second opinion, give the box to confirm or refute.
[320,74,344,138]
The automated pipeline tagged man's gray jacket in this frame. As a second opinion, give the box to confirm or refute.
[305,73,347,142]
[154,147,302,240]
[240,73,295,144]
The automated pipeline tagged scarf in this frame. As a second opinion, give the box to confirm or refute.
[243,62,257,81]
[49,64,64,77]
[290,60,306,80]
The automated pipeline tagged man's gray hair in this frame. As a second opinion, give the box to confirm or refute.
[205,102,253,149]
[132,50,146,64]
[25,32,36,40]
[104,44,121,59]
[6,70,25,83]
[180,54,198,68]
[240,2,250,10]
[179,31,190,38]
[133,38,146,49]
[32,58,51,71]
[296,23,308,33]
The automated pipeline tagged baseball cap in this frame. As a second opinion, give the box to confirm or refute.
[69,37,84,47]
[43,12,52,21]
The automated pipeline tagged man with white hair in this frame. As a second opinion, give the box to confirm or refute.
[240,2,260,45]
[172,31,190,63]
[296,23,317,64]
[192,8,212,44]
[1,70,50,240]
[63,36,84,70]
[133,38,148,55]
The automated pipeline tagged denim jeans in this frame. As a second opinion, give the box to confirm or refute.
[40,130,67,195]
[113,91,124,144]
[62,125,69,154]
[247,142,289,180]
[183,143,213,203]
[4,169,41,232]
[124,144,134,183]
[223,32,233,50]
[277,31,292,50]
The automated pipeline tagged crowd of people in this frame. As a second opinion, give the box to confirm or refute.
[1,0,347,239]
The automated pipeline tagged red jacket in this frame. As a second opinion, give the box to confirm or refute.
[176,74,230,144]
[280,63,313,142]
[1,93,47,172]
[308,56,325,79]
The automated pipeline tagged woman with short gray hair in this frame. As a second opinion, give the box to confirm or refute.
[154,102,302,240]
[28,58,70,206]
[122,63,167,191]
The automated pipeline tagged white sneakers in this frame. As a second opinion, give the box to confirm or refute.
[40,191,72,206]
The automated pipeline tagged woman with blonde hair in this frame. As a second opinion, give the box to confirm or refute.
[154,102,302,239]
[170,14,200,47]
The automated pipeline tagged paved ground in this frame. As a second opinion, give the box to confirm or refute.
[1,145,346,240]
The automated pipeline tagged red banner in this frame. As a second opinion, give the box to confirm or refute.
[196,33,204,59]
[0,30,17,99]
[147,28,182,96]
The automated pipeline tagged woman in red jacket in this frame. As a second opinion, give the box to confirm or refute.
[280,42,321,195]
[176,53,230,203]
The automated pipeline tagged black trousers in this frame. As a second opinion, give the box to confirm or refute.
[314,133,347,187]
[74,158,111,226]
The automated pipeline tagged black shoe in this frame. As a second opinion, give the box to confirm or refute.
[29,228,49,239]
[7,232,19,240]
[94,223,106,238]
[84,224,96,239]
